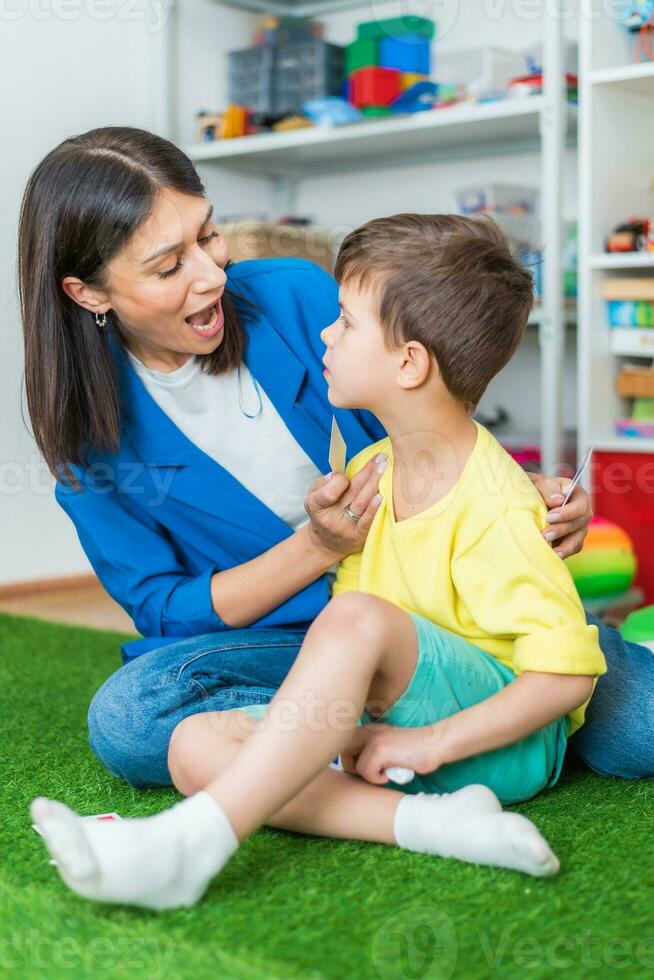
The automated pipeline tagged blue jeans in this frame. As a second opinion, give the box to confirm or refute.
[569,614,654,780]
[87,614,654,789]
[88,629,306,787]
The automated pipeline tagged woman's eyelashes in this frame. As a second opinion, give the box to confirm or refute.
[157,231,222,279]
[200,230,221,247]
[158,260,182,279]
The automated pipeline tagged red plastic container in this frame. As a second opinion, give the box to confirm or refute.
[350,66,402,108]
[592,451,654,603]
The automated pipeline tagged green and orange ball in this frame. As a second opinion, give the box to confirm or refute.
[566,518,637,599]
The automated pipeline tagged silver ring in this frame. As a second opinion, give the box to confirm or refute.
[344,506,360,524]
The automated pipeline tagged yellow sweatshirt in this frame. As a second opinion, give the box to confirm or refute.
[333,422,606,735]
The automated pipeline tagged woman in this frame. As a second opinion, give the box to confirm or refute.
[20,126,653,791]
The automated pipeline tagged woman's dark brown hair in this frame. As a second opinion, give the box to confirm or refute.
[19,126,248,487]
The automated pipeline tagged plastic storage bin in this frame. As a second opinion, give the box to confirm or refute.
[274,40,344,114]
[350,66,402,108]
[379,35,431,74]
[229,41,344,115]
[357,15,435,41]
[346,38,377,73]
[436,46,525,97]
[456,183,539,215]
[228,45,276,113]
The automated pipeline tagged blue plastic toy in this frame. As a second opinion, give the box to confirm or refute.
[302,97,362,125]
[388,81,437,114]
[379,35,431,75]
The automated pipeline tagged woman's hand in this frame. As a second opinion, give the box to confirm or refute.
[340,723,442,785]
[529,473,592,559]
[304,454,387,559]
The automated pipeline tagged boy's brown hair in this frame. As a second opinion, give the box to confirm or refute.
[334,213,534,410]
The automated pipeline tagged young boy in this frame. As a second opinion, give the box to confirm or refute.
[31,214,606,910]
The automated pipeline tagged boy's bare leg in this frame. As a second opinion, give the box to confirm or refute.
[168,707,400,844]
[31,594,559,909]
[200,592,419,839]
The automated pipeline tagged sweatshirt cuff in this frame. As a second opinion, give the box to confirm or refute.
[513,624,607,676]
[161,566,225,633]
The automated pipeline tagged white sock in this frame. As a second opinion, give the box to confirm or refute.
[394,791,559,878]
[30,790,239,910]
[410,783,504,817]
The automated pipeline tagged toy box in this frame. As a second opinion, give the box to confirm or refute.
[345,38,377,74]
[455,183,539,215]
[228,45,277,114]
[618,366,654,398]
[356,16,435,41]
[379,35,431,75]
[229,40,344,115]
[350,66,402,108]
[436,46,524,99]
[252,15,324,47]
[274,40,344,114]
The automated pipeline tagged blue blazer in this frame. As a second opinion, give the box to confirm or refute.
[56,258,385,664]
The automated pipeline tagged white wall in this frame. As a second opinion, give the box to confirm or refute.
[0,0,275,585]
[173,0,273,217]
[0,4,167,584]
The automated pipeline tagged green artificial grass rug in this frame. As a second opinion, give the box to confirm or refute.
[2,612,653,980]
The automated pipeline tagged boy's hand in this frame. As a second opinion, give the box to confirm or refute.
[341,723,443,785]
[529,473,592,559]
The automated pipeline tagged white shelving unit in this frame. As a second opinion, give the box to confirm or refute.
[578,18,654,460]
[186,97,574,174]
[167,4,575,471]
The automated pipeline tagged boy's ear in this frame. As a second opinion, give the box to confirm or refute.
[396,341,433,390]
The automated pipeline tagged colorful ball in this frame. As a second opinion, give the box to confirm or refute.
[566,518,637,598]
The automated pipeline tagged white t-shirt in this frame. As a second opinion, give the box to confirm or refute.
[126,351,324,533]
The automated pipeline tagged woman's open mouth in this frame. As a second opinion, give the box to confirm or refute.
[185,299,224,338]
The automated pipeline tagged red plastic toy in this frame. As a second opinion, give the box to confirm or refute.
[350,66,402,108]
[606,218,650,253]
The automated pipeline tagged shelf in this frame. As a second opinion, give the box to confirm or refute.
[187,98,577,177]
[590,253,654,270]
[589,61,654,97]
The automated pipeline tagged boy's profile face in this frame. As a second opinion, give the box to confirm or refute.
[320,281,398,411]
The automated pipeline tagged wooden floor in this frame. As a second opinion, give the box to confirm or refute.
[0,583,138,634]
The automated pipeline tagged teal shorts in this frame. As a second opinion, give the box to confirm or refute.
[240,611,569,806]
[359,613,569,805]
